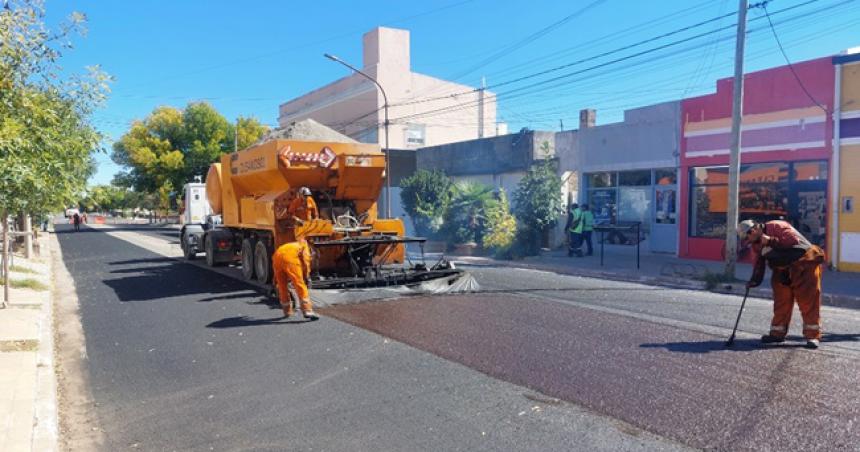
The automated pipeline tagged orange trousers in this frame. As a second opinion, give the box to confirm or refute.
[768,248,824,340]
[272,241,312,313]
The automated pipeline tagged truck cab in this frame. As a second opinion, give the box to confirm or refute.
[179,182,212,259]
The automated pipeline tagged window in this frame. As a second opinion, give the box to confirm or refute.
[588,172,616,188]
[619,170,651,186]
[405,124,426,147]
[689,161,825,239]
[655,168,677,185]
[793,161,827,181]
[589,188,616,224]
[619,186,651,232]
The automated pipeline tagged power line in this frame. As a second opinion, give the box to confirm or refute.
[442,0,609,83]
[761,1,828,111]
[347,0,846,131]
[334,2,764,129]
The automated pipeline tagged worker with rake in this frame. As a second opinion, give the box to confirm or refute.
[738,219,825,349]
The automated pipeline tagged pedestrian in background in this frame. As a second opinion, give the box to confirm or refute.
[72,212,81,232]
[565,203,583,257]
[581,204,594,256]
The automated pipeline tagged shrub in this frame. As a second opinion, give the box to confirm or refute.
[400,170,452,237]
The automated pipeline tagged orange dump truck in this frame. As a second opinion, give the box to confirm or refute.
[181,137,458,289]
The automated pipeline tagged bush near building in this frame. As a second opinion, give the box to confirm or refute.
[400,170,452,238]
[512,142,563,257]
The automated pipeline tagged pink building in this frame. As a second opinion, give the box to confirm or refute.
[278,27,506,149]
[679,57,835,262]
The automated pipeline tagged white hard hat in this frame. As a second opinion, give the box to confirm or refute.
[737,219,756,240]
[299,187,312,196]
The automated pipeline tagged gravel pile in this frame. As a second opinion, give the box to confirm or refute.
[256,118,358,145]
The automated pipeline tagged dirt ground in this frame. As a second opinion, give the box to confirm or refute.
[51,236,105,451]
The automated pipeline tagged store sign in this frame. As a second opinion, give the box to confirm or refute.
[278,145,336,168]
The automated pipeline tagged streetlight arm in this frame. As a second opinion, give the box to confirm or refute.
[323,53,388,107]
[324,53,392,219]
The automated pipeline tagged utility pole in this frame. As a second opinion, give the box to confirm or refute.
[560,119,564,131]
[725,0,748,278]
[478,76,486,139]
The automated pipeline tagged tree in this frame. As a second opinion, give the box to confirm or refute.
[442,181,496,247]
[1,0,109,305]
[512,142,562,256]
[399,170,452,237]
[111,103,268,198]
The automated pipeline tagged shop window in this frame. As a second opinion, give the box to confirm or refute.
[691,185,728,238]
[619,170,651,186]
[588,172,616,188]
[655,168,677,185]
[588,188,616,224]
[619,187,651,233]
[793,161,827,181]
[689,161,826,241]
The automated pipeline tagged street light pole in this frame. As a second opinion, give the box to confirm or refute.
[324,53,391,219]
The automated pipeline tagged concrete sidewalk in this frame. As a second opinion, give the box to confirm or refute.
[0,234,58,452]
[449,244,860,308]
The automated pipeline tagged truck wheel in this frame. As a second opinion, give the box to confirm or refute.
[241,238,256,280]
[254,240,273,284]
[205,235,217,267]
[182,233,197,260]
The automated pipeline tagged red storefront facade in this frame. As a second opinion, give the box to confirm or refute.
[679,57,835,261]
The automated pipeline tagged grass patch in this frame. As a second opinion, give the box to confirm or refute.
[697,270,743,290]
[0,278,49,291]
[9,265,38,274]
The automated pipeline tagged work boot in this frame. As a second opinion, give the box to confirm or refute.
[300,300,319,321]
[302,310,319,321]
[760,334,785,344]
[805,339,820,349]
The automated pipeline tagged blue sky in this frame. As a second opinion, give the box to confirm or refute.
[45,0,860,186]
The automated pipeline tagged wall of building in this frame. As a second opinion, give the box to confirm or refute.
[279,27,503,149]
[417,130,565,248]
[554,103,681,253]
[417,130,553,177]
[835,54,860,271]
[679,57,834,261]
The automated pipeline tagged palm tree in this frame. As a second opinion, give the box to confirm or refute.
[443,181,497,246]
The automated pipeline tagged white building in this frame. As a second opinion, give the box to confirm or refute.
[278,27,506,149]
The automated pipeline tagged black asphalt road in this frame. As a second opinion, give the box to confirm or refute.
[57,224,689,452]
[326,293,860,451]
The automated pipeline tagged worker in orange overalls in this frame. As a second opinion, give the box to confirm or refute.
[738,219,826,349]
[289,187,318,222]
[272,233,318,321]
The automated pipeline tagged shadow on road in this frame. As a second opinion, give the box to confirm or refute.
[641,339,774,353]
[641,333,860,353]
[206,315,312,328]
[102,256,253,302]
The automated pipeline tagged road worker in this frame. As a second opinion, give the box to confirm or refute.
[289,186,318,223]
[738,219,826,349]
[272,234,318,321]
[565,203,583,257]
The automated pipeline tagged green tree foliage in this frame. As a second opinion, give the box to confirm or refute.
[0,0,109,216]
[442,181,496,246]
[111,103,267,195]
[399,169,452,237]
[512,142,562,256]
[482,188,516,252]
